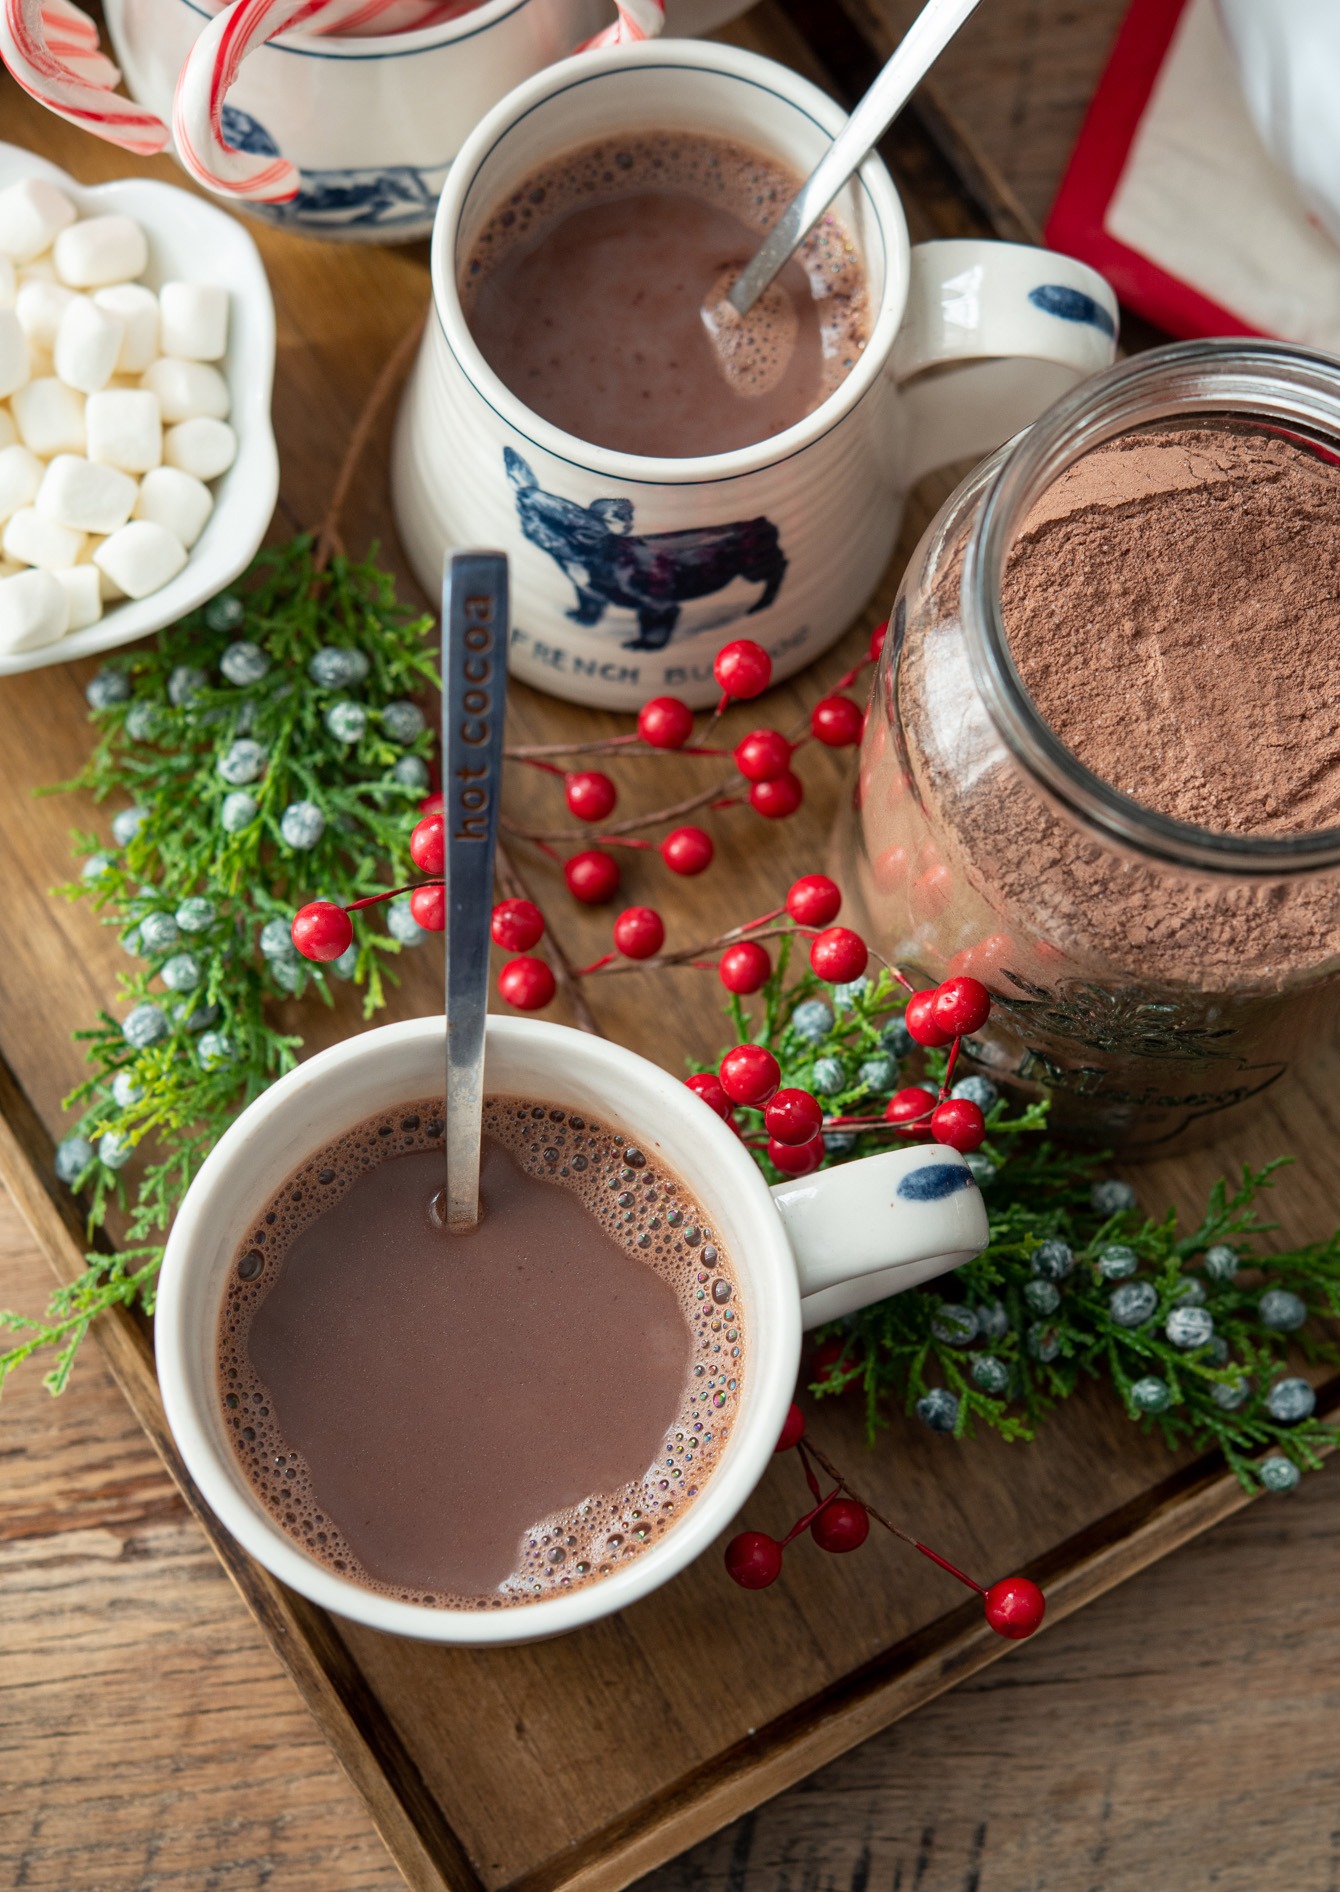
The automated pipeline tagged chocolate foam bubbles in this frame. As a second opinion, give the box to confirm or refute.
[459,131,869,452]
[217,1097,745,1610]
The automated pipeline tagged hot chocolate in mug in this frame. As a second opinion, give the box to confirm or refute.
[392,38,1119,708]
[155,1014,987,1644]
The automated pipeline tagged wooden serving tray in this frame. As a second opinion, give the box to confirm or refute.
[2,9,1338,1890]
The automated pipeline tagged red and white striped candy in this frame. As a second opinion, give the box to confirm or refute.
[576,0,665,50]
[0,0,169,154]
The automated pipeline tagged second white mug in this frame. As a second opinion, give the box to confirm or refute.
[392,38,1119,706]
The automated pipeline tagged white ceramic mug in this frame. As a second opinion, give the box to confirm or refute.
[102,0,617,241]
[392,38,1119,707]
[156,1013,987,1644]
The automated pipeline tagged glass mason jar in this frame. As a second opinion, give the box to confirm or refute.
[834,340,1340,1156]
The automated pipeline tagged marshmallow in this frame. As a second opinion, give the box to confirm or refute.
[0,568,68,652]
[53,214,148,289]
[16,279,74,349]
[3,505,85,570]
[53,562,102,631]
[54,295,124,394]
[0,308,29,399]
[133,465,212,549]
[0,179,77,265]
[12,377,86,456]
[92,519,186,598]
[0,255,15,309]
[85,389,161,473]
[0,409,16,451]
[16,259,56,286]
[94,284,158,374]
[158,281,229,362]
[0,445,42,521]
[37,455,137,535]
[163,416,236,481]
[140,356,229,422]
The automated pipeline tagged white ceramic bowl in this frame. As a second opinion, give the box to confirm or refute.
[0,144,278,676]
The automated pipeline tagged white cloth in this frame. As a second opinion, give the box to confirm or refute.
[1105,0,1340,348]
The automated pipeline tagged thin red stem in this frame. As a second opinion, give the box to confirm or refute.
[941,1039,962,1095]
[576,952,619,976]
[344,879,437,913]
[798,1440,985,1596]
[520,757,566,778]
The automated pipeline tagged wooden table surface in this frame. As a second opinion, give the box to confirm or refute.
[6,2,1340,1888]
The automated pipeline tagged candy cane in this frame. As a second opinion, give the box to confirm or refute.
[174,0,665,205]
[576,0,665,50]
[0,0,169,154]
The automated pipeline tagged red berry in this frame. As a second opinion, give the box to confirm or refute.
[933,975,992,1037]
[719,1043,781,1107]
[410,884,445,932]
[290,900,352,963]
[811,694,865,747]
[565,769,617,822]
[811,1337,853,1383]
[719,940,772,994]
[660,825,714,875]
[714,638,771,700]
[410,812,444,875]
[984,1575,1046,1640]
[786,874,841,927]
[685,1071,732,1120]
[613,905,664,960]
[809,925,867,984]
[811,1497,869,1554]
[497,955,555,1011]
[905,989,952,1048]
[734,727,792,782]
[869,618,889,664]
[749,771,803,819]
[884,1086,936,1135]
[490,898,544,952]
[637,695,694,750]
[775,1402,805,1452]
[724,1530,783,1589]
[768,1133,825,1176]
[931,1097,986,1153]
[564,848,621,905]
[764,1087,823,1146]
[417,790,444,816]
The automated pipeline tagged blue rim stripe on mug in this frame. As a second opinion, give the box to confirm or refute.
[439,60,892,488]
[172,0,535,58]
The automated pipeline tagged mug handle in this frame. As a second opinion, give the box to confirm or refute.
[172,0,667,205]
[771,1143,988,1330]
[890,239,1119,490]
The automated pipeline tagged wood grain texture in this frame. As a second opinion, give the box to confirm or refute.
[3,2,1339,1889]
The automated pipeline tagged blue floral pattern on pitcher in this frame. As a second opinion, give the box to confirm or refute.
[221,106,442,232]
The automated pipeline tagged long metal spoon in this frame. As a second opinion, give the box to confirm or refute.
[724,0,984,320]
[441,548,509,1232]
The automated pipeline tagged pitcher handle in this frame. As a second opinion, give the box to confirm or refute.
[892,238,1119,490]
[771,1142,988,1330]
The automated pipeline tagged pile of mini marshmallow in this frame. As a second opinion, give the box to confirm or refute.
[0,176,237,657]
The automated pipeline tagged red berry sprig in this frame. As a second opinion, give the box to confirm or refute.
[722,1401,1046,1641]
[289,855,996,1155]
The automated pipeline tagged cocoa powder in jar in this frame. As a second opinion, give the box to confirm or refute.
[841,420,1340,1148]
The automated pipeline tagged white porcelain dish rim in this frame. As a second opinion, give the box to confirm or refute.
[0,144,278,678]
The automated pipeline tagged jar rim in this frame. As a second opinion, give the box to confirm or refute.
[964,337,1340,877]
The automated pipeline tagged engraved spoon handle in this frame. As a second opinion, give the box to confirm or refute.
[726,0,984,319]
[442,549,509,1232]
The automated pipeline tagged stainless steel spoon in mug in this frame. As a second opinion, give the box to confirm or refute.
[439,548,509,1232]
[703,0,984,379]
